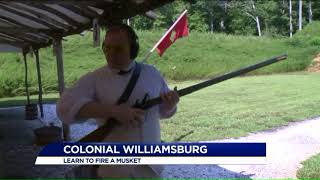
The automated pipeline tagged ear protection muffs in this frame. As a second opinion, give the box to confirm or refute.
[102,24,139,60]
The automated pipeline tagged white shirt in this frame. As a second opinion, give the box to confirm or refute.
[56,60,176,143]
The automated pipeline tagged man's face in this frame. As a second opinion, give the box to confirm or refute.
[103,29,131,69]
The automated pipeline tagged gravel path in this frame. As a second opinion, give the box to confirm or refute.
[209,117,320,179]
[1,104,320,178]
[160,118,320,178]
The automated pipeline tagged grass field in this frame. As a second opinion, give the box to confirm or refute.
[161,72,320,141]
[297,153,320,179]
[1,73,320,142]
[1,22,320,98]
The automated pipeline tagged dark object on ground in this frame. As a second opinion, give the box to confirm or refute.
[25,104,38,120]
[34,123,62,145]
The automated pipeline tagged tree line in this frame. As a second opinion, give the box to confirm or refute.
[129,0,319,37]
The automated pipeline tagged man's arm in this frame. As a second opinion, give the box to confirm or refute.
[75,102,114,120]
[56,72,97,124]
[75,101,145,127]
[57,71,145,127]
[151,66,179,119]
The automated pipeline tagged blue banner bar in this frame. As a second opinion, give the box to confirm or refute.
[38,142,266,157]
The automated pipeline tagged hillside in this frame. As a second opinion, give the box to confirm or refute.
[0,22,320,98]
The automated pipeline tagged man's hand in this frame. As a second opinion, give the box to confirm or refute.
[111,104,145,128]
[160,90,180,112]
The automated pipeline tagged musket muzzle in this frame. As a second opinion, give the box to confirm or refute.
[276,54,288,61]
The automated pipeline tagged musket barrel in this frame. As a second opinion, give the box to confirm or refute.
[178,54,287,97]
[142,54,287,109]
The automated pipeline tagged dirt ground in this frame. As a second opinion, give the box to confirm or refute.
[307,53,320,72]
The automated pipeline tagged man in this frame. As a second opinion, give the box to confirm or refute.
[56,24,179,178]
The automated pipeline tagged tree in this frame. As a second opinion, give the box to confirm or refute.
[191,0,219,33]
[298,0,302,31]
[206,1,216,33]
[309,0,313,23]
[250,0,261,36]
[128,0,314,36]
[289,0,293,37]
[130,16,153,30]
[226,1,256,35]
[219,0,228,31]
[230,0,262,36]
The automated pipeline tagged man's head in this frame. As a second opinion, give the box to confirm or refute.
[102,24,139,69]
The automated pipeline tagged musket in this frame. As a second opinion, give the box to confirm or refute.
[78,54,288,142]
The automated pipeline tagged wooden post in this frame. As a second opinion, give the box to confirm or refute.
[34,49,44,118]
[54,37,65,95]
[54,37,70,141]
[23,52,30,105]
[93,18,100,47]
[0,149,3,178]
[29,46,34,58]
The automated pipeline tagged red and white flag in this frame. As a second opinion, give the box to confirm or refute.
[155,10,189,56]
[142,10,189,62]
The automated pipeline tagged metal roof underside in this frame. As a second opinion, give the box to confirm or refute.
[0,0,173,52]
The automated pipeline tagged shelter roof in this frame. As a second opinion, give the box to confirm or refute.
[0,0,172,52]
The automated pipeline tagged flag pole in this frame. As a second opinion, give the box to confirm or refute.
[141,9,188,63]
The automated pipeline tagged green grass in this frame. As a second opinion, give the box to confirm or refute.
[1,73,320,142]
[1,22,320,98]
[161,72,320,141]
[297,153,320,179]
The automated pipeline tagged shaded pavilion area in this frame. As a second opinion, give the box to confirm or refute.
[0,0,172,177]
[0,0,171,140]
